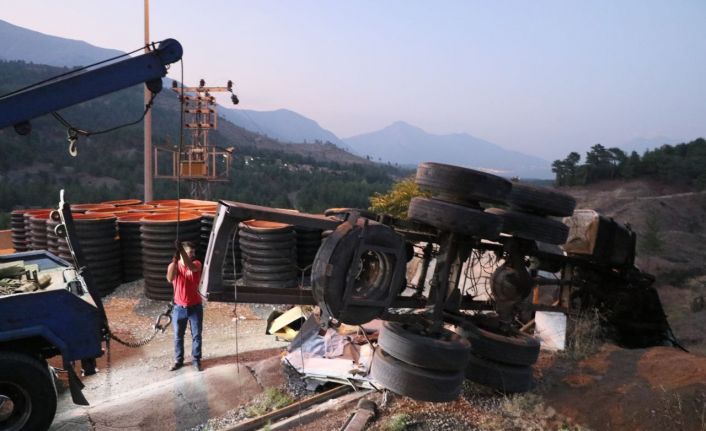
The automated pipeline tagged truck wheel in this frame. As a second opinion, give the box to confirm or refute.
[485,208,569,245]
[466,315,540,366]
[465,354,533,393]
[0,352,57,431]
[378,321,471,371]
[312,222,404,325]
[371,348,464,402]
[507,183,576,217]
[408,197,502,239]
[415,162,512,205]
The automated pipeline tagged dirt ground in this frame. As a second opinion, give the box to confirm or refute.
[49,279,706,431]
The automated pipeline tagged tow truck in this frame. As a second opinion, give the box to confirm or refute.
[0,39,182,431]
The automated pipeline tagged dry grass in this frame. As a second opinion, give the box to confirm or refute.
[474,392,587,431]
[658,387,706,431]
[244,387,294,418]
[561,309,603,361]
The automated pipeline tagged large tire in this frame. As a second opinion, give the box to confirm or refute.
[408,197,502,239]
[0,352,57,431]
[465,354,533,393]
[466,315,540,366]
[379,321,471,371]
[507,183,576,217]
[371,348,464,402]
[486,208,569,245]
[312,221,404,325]
[415,162,512,205]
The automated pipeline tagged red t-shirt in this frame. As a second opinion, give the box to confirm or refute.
[172,260,203,306]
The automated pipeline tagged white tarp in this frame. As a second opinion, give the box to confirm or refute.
[535,311,567,351]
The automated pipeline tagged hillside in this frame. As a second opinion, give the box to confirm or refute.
[219,107,347,148]
[0,60,403,221]
[562,179,706,354]
[0,19,123,67]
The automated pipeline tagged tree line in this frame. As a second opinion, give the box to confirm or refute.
[552,138,706,189]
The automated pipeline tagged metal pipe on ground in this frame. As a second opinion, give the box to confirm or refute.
[225,385,357,431]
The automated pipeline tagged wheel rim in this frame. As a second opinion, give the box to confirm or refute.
[0,382,32,431]
[352,250,391,301]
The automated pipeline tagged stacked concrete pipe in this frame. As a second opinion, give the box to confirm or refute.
[239,220,299,288]
[116,213,153,282]
[10,209,29,252]
[28,211,51,251]
[140,212,201,301]
[22,209,51,250]
[57,213,122,296]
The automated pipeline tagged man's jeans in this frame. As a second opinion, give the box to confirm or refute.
[172,304,203,364]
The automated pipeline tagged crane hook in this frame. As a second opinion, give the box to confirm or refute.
[67,129,79,157]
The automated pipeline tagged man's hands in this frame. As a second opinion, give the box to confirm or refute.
[173,240,181,262]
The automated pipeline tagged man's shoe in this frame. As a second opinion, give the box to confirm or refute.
[170,362,183,371]
[193,361,203,372]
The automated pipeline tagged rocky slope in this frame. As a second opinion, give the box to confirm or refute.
[562,179,706,354]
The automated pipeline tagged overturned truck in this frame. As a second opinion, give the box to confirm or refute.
[201,162,674,401]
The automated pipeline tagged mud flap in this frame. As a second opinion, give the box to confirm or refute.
[65,360,89,406]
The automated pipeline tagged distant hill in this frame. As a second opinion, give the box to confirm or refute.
[344,121,552,179]
[0,19,123,67]
[220,108,347,148]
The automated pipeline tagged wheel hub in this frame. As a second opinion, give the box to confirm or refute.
[0,383,31,431]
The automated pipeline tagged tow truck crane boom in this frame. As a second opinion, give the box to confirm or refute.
[0,38,182,133]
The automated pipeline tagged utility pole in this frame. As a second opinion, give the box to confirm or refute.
[143,0,153,202]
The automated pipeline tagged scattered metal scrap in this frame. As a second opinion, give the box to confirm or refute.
[0,261,50,295]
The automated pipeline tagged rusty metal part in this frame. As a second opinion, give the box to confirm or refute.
[340,399,377,431]
[225,385,352,431]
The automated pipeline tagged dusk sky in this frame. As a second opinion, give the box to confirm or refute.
[3,1,705,159]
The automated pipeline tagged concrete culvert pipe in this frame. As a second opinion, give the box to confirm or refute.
[29,211,51,251]
[100,199,143,207]
[10,209,29,252]
[70,203,115,213]
[239,220,299,288]
[117,213,154,282]
[295,227,323,274]
[140,212,201,301]
[71,213,122,296]
[21,209,51,251]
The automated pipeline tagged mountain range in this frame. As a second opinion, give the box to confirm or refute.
[344,121,551,178]
[220,109,553,178]
[0,19,123,67]
[4,18,683,181]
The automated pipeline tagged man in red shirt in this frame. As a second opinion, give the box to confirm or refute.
[166,241,204,371]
